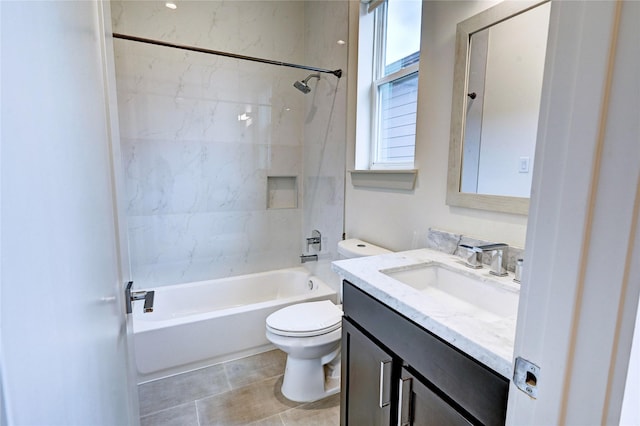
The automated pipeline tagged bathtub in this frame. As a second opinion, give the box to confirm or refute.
[132,267,337,382]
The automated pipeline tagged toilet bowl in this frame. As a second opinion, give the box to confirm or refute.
[266,300,343,402]
[265,239,390,402]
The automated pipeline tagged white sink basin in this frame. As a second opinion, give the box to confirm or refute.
[381,264,518,319]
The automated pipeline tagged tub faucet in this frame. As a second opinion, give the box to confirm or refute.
[459,243,509,276]
[300,254,318,263]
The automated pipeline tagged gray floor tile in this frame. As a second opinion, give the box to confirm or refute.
[280,393,340,426]
[248,414,286,426]
[139,364,230,416]
[140,402,198,426]
[196,376,300,425]
[139,353,339,425]
[225,349,287,389]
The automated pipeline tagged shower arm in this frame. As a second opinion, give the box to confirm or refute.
[112,33,343,79]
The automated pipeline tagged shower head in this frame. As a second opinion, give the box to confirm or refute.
[293,80,312,94]
[293,73,320,94]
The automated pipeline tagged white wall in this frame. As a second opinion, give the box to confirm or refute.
[346,0,527,251]
[112,1,347,288]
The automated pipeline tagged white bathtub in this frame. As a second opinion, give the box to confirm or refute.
[132,267,337,382]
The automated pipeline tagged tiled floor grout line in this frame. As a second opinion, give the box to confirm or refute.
[275,405,299,424]
[226,373,285,392]
[190,373,290,413]
[221,363,234,392]
[194,400,202,426]
[139,400,195,420]
[139,383,232,418]
[222,373,286,396]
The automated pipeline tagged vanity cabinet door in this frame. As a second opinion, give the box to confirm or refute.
[341,319,395,426]
[343,280,508,425]
[398,367,473,426]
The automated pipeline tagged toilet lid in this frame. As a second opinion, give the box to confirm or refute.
[266,300,343,337]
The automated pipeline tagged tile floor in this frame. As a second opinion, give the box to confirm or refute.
[138,349,340,426]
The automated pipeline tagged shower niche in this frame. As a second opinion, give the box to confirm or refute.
[267,176,298,209]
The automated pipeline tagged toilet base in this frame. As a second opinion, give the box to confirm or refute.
[280,349,341,403]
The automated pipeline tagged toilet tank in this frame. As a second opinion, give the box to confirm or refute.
[336,239,390,303]
[337,239,391,259]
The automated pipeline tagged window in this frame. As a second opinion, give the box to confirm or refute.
[371,0,422,169]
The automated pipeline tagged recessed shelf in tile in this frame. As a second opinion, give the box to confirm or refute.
[267,176,298,209]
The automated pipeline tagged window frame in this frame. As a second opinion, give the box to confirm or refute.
[369,0,420,170]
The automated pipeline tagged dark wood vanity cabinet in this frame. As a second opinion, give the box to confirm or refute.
[340,281,508,426]
[397,367,473,426]
[341,320,393,425]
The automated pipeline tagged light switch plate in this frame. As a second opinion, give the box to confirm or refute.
[513,356,540,399]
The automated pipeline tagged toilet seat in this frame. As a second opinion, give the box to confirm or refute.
[266,300,342,337]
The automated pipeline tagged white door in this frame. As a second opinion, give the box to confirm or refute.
[1,1,138,424]
[507,1,640,424]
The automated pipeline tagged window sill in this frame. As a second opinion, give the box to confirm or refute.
[349,169,418,190]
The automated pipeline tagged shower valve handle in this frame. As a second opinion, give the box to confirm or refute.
[306,230,322,251]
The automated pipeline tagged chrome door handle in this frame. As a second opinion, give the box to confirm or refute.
[379,359,392,408]
[125,281,134,314]
[125,281,155,314]
[397,376,413,426]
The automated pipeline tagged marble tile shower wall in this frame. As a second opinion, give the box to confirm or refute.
[301,0,348,288]
[111,1,345,287]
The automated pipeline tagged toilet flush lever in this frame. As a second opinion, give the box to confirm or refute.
[125,281,155,314]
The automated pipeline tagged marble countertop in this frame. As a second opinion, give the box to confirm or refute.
[332,248,520,379]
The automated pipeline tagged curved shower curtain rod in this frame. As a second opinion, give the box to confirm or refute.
[112,33,343,79]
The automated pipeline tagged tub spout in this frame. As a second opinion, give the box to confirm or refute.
[300,254,318,263]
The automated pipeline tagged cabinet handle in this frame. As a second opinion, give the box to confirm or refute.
[379,359,392,408]
[397,376,413,426]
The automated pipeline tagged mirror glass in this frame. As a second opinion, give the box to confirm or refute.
[447,1,551,214]
[462,2,550,197]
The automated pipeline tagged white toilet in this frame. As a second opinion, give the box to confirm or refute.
[265,238,390,402]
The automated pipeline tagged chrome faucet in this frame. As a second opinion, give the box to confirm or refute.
[301,230,321,263]
[459,243,509,276]
[300,254,318,263]
[306,229,321,251]
[125,281,155,314]
[459,244,483,269]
